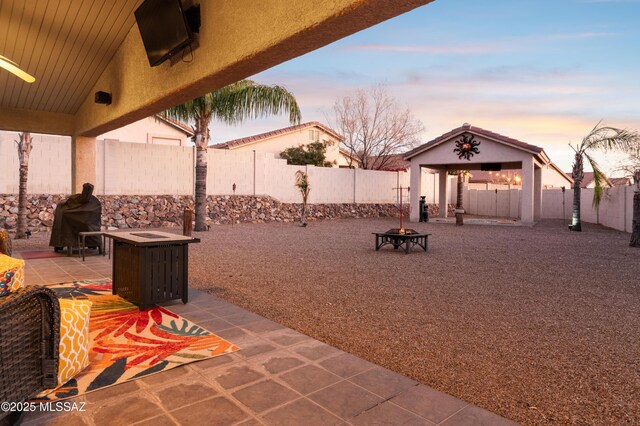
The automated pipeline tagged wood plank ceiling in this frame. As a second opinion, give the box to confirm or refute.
[0,0,142,114]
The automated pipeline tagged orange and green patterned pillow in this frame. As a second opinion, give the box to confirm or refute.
[0,254,25,296]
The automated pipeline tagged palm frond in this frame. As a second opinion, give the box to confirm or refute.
[581,122,639,153]
[211,80,301,125]
[583,151,609,208]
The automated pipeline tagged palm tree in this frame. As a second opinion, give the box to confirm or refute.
[164,80,301,231]
[569,122,639,232]
[449,170,468,225]
[295,170,310,226]
[15,132,33,239]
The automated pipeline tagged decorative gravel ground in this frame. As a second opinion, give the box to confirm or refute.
[14,218,640,425]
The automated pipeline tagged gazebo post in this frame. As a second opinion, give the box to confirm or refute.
[534,166,543,221]
[439,169,449,218]
[409,163,422,222]
[521,157,535,224]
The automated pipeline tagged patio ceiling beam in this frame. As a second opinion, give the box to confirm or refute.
[74,0,433,137]
[0,107,75,136]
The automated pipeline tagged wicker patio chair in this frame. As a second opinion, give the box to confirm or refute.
[0,286,59,423]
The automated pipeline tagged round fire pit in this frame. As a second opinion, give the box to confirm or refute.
[384,228,419,235]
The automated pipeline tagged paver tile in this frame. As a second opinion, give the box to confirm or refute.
[232,380,299,413]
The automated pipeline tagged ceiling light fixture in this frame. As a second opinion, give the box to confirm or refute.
[0,54,36,83]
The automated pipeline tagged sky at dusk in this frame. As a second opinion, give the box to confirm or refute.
[210,0,640,174]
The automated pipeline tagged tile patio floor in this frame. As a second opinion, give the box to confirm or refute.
[19,252,517,426]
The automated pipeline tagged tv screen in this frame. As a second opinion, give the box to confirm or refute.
[135,0,193,67]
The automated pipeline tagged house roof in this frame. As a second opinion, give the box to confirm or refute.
[211,122,344,149]
[573,172,614,188]
[339,148,361,163]
[367,154,411,171]
[403,123,545,161]
[155,115,195,137]
[610,177,632,186]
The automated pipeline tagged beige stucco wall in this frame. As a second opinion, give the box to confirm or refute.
[98,116,189,146]
[222,126,342,166]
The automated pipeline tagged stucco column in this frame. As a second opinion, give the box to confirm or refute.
[439,170,449,218]
[534,165,543,221]
[521,157,534,224]
[409,161,422,222]
[71,135,97,194]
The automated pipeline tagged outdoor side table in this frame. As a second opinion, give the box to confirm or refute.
[77,231,106,261]
[104,231,200,310]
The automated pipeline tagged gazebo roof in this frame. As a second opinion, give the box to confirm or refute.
[404,123,546,161]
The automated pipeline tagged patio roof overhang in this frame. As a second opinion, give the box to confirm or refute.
[0,0,433,138]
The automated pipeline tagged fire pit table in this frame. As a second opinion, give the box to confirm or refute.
[104,231,200,310]
[373,228,430,254]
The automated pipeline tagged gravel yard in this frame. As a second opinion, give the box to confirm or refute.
[14,218,640,424]
[188,218,639,425]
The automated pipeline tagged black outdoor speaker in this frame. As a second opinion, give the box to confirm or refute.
[94,91,112,105]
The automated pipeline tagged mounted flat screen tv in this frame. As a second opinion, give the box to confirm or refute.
[135,0,193,67]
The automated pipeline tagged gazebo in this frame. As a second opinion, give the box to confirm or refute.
[404,123,551,224]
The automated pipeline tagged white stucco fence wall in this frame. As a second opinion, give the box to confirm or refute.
[1,139,408,204]
[0,133,72,194]
[465,186,633,232]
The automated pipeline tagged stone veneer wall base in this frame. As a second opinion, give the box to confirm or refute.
[0,194,450,233]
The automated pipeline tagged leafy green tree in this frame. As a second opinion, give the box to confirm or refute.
[165,80,301,231]
[280,141,334,167]
[569,122,639,232]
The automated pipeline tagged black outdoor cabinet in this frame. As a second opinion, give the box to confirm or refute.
[106,231,200,310]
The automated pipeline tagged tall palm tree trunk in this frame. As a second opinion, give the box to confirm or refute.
[15,132,33,239]
[570,152,583,232]
[455,172,464,226]
[571,180,581,231]
[194,147,208,231]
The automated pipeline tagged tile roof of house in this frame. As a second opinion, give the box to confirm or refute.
[339,148,360,163]
[211,122,344,149]
[367,154,411,171]
[566,171,614,188]
[404,123,544,160]
[155,115,194,136]
[610,177,632,186]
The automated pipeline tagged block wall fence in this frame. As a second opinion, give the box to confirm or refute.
[1,136,410,204]
[0,136,635,233]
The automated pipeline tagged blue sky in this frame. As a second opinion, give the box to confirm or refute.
[211,0,640,173]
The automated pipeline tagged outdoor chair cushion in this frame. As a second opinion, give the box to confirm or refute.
[56,299,92,388]
[0,254,25,296]
[37,299,92,396]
